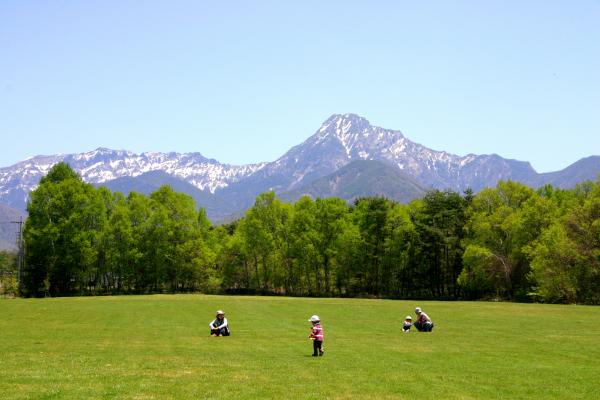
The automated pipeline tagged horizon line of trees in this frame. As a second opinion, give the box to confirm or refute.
[4,162,599,304]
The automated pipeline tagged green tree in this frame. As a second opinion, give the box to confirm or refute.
[528,180,600,304]
[23,163,107,296]
[289,196,320,295]
[461,181,554,299]
[411,190,467,298]
[382,203,417,297]
[101,193,140,292]
[219,228,252,292]
[526,223,580,303]
[313,198,349,295]
[289,197,350,295]
[0,250,18,297]
[124,192,155,291]
[149,185,212,292]
[237,192,292,292]
[352,197,392,295]
[333,216,362,295]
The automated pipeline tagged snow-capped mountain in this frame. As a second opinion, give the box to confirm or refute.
[1,113,598,218]
[0,148,265,210]
[293,113,539,190]
[216,113,540,208]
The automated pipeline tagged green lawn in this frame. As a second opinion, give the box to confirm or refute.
[1,295,599,399]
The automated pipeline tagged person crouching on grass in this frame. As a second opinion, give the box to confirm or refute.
[308,315,325,357]
[413,307,434,332]
[209,310,230,336]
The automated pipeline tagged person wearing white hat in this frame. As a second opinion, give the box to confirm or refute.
[413,307,434,332]
[308,315,325,356]
[402,315,413,332]
[209,310,230,336]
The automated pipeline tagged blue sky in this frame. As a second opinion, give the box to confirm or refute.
[1,1,599,172]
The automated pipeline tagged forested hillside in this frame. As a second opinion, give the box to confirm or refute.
[19,163,600,304]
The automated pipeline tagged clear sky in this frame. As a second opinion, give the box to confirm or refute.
[1,1,599,172]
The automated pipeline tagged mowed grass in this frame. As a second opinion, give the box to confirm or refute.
[1,295,599,400]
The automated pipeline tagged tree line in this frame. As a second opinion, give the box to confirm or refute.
[16,162,600,304]
[0,250,18,297]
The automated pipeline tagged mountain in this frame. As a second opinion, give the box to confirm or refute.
[0,148,265,210]
[531,156,600,188]
[98,171,236,221]
[1,113,599,222]
[0,204,26,251]
[217,114,541,209]
[280,159,426,204]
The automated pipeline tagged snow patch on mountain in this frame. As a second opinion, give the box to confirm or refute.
[0,149,267,209]
[1,112,585,215]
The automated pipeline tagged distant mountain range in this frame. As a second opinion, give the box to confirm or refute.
[1,113,599,235]
[100,170,236,222]
[530,156,600,188]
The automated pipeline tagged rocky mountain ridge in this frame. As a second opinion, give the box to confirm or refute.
[0,148,265,210]
[1,114,598,219]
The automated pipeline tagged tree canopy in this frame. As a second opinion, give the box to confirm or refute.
[19,163,600,304]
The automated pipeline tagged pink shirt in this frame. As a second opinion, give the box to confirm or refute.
[310,323,324,341]
[416,312,431,324]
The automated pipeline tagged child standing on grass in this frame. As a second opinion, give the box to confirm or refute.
[308,315,325,357]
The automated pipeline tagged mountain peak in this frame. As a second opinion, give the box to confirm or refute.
[321,113,371,132]
[319,113,373,140]
[312,113,406,162]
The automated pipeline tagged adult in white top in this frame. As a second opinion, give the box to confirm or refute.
[209,310,230,336]
[413,307,434,332]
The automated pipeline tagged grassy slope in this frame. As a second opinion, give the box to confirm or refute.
[1,295,599,399]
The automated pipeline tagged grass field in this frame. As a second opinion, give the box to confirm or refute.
[1,295,599,399]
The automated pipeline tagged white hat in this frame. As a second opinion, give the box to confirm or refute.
[415,307,422,314]
[308,315,320,322]
[405,315,412,320]
[216,310,225,315]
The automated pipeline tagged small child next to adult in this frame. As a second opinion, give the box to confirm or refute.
[403,315,412,333]
[308,315,325,357]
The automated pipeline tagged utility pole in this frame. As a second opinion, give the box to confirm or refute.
[11,218,24,292]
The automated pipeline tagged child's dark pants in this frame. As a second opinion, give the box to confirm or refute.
[210,327,230,336]
[313,340,323,356]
